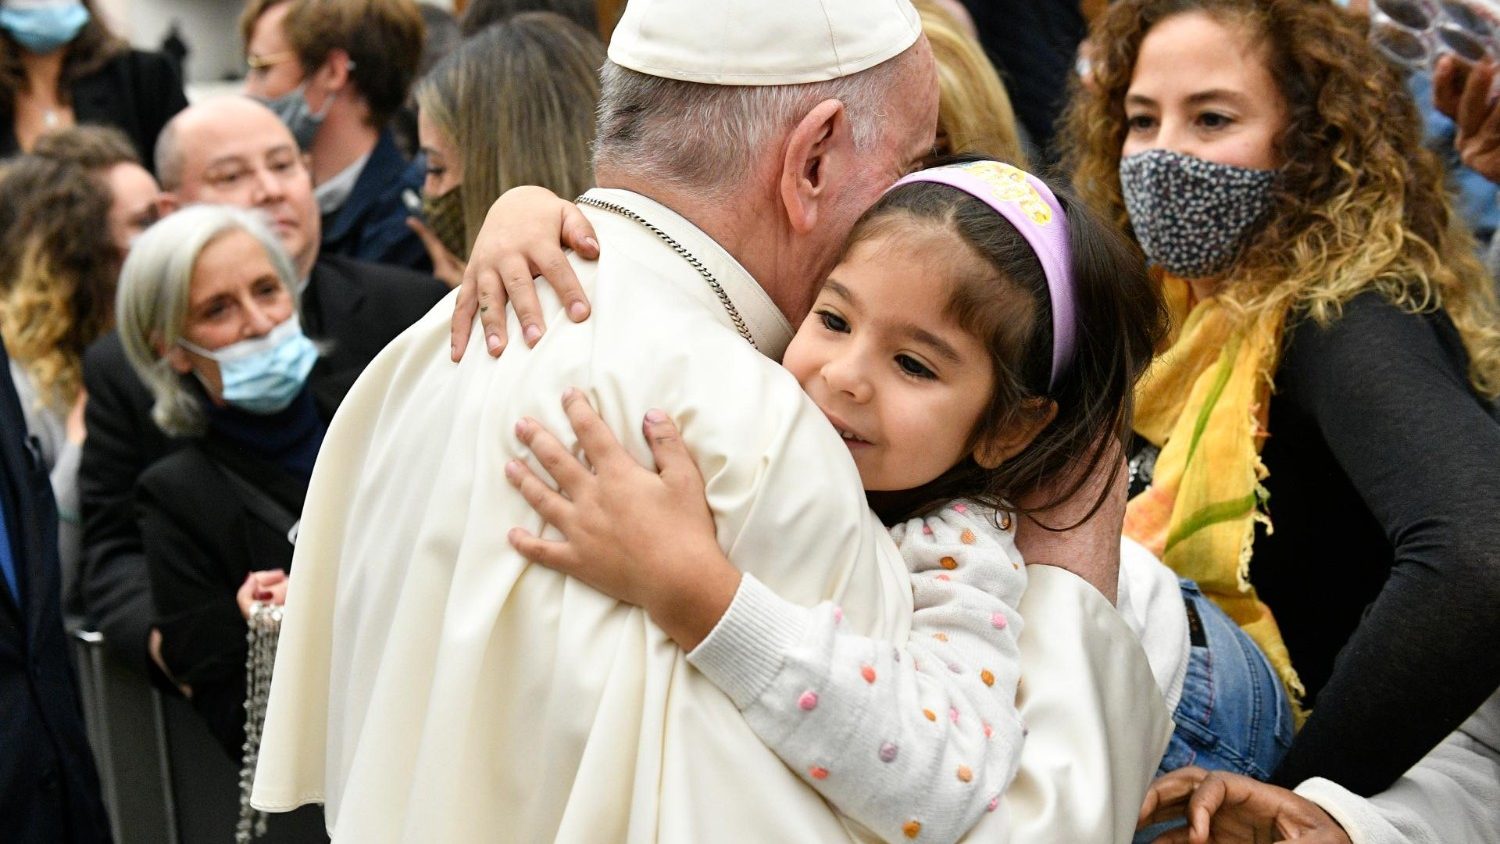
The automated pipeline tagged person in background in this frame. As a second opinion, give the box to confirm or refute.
[389,1,459,160]
[457,0,595,37]
[915,0,1028,166]
[958,0,1088,162]
[33,124,162,256]
[79,96,444,681]
[1062,0,1500,799]
[0,0,185,168]
[115,205,323,759]
[0,154,129,616]
[0,334,110,844]
[409,11,601,287]
[239,0,430,272]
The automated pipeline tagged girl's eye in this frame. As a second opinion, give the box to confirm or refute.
[818,310,849,333]
[896,354,935,379]
[1126,114,1156,132]
[426,166,446,178]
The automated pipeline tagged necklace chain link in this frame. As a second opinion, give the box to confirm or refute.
[576,196,756,350]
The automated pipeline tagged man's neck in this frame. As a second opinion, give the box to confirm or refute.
[597,173,810,325]
[310,114,378,187]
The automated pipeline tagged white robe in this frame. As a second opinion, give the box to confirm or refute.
[251,188,1171,843]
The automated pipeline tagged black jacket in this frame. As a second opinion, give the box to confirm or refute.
[321,128,431,273]
[0,49,188,173]
[79,255,445,672]
[140,432,307,758]
[0,340,111,844]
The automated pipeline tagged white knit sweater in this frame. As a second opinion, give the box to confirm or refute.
[688,502,1026,844]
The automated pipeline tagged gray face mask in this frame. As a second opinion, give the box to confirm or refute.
[260,83,335,151]
[1118,148,1276,280]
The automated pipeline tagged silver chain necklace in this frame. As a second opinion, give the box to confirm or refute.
[576,195,756,349]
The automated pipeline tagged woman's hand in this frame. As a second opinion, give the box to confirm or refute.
[504,389,741,651]
[235,568,288,620]
[1433,56,1500,184]
[406,216,467,289]
[450,186,600,361]
[1014,437,1126,604]
[1138,767,1352,844]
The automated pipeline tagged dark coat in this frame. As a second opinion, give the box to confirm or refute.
[78,255,445,673]
[140,433,306,758]
[0,340,111,844]
[0,48,188,174]
[320,128,431,273]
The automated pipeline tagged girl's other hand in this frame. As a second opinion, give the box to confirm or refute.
[449,186,600,362]
[504,389,740,651]
[1139,767,1351,844]
[406,216,467,289]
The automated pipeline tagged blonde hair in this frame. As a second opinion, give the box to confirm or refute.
[1062,0,1500,396]
[915,0,1028,167]
[416,12,602,251]
[0,157,120,411]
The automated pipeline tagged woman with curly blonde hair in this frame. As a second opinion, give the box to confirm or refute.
[0,152,124,608]
[1060,0,1500,804]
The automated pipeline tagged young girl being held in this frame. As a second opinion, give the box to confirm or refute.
[502,160,1290,843]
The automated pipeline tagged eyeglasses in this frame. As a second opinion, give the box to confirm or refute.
[246,50,297,72]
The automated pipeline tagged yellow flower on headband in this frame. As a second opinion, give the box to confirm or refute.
[946,161,1055,226]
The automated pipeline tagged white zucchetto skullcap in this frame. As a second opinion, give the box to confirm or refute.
[607,0,922,86]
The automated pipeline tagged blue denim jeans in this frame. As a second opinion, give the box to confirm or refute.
[1135,579,1294,843]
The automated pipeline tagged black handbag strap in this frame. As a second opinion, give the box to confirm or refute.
[214,460,300,546]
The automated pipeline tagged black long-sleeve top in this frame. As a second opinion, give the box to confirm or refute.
[1256,292,1500,795]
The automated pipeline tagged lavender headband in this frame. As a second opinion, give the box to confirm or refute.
[888,161,1076,391]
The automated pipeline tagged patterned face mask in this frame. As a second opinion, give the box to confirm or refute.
[421,185,468,260]
[1118,148,1276,280]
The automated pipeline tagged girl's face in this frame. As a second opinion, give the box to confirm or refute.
[1121,11,1288,170]
[783,231,996,492]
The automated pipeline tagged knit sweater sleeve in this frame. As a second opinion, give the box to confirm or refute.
[687,502,1027,844]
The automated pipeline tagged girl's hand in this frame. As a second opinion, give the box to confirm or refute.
[450,186,600,361]
[505,389,740,651]
[1139,767,1351,844]
[406,216,467,289]
[235,568,289,620]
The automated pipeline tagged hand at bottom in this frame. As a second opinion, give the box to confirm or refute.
[1139,766,1352,844]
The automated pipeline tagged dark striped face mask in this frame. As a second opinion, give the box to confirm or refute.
[1119,148,1276,280]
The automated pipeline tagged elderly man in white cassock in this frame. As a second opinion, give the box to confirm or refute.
[250,0,1172,841]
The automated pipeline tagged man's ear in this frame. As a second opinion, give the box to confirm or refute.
[157,192,182,215]
[973,399,1059,469]
[317,48,353,93]
[778,98,849,235]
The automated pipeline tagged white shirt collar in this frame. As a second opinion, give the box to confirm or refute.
[314,152,371,216]
[582,188,794,361]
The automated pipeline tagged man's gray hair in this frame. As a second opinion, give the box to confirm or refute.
[592,51,914,199]
[116,205,302,437]
[154,114,185,191]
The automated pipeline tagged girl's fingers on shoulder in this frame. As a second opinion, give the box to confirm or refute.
[515,417,591,490]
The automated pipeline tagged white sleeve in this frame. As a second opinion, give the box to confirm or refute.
[1295,689,1500,844]
[689,502,1026,844]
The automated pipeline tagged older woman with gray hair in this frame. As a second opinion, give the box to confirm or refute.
[116,204,324,759]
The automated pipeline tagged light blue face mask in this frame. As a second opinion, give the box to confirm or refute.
[0,1,90,54]
[259,71,347,151]
[179,314,319,414]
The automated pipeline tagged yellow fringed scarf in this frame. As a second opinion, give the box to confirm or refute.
[1124,275,1308,720]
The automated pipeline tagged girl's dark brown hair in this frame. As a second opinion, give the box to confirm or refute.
[861,157,1167,526]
